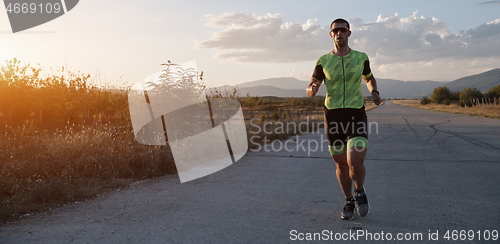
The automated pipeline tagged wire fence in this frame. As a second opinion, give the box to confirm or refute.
[242,107,323,122]
[467,97,500,106]
[451,97,500,106]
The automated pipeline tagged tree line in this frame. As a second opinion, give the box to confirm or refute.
[422,85,500,107]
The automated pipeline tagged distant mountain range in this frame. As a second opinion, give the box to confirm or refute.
[215,68,500,99]
[446,68,500,92]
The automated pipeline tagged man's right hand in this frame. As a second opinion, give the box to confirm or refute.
[306,80,321,96]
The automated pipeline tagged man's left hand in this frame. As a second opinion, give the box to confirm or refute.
[372,91,382,105]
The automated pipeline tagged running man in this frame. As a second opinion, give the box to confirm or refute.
[307,18,382,220]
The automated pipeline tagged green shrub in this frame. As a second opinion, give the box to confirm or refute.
[271,110,280,120]
[431,86,452,104]
[259,114,266,123]
[421,96,431,105]
[485,85,500,99]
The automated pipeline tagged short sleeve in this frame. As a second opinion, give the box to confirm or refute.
[312,64,325,82]
[362,59,372,78]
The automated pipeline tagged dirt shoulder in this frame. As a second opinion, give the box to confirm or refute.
[391,99,500,120]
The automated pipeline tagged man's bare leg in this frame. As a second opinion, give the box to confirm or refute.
[333,153,352,199]
[333,146,369,219]
[347,146,370,217]
[347,146,367,191]
[333,153,355,220]
[333,146,367,197]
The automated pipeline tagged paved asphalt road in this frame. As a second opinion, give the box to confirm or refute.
[1,101,500,243]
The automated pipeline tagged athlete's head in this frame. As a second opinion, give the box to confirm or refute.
[329,18,351,47]
[330,18,350,30]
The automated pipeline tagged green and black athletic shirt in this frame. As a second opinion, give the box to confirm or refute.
[312,50,372,109]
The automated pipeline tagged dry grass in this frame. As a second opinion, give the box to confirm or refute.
[391,99,500,120]
[0,124,176,223]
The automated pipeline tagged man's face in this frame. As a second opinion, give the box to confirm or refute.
[330,23,351,47]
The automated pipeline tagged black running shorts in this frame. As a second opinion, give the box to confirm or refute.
[324,106,368,155]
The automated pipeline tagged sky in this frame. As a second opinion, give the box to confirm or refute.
[1,0,499,89]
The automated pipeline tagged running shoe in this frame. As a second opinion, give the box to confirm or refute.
[341,198,355,220]
[355,188,370,217]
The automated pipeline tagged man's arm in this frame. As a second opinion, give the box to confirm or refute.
[306,78,322,97]
[363,75,382,105]
[308,64,324,96]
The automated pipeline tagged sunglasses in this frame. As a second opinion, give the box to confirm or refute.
[331,27,349,33]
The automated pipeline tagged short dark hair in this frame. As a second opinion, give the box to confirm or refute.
[330,18,350,30]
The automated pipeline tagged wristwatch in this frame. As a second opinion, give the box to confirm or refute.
[372,90,379,95]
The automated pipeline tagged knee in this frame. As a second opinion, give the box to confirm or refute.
[333,158,349,171]
[348,159,365,171]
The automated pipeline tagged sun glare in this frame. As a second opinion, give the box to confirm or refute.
[0,40,17,64]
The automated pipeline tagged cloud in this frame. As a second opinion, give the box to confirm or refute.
[196,12,500,69]
[195,12,331,63]
[290,68,311,81]
[479,1,500,5]
[354,12,500,65]
[376,57,500,82]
